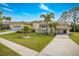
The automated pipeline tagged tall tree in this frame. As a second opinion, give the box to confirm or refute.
[3,16,7,23]
[40,13,54,34]
[70,7,79,32]
[0,10,3,24]
[0,11,3,30]
[61,11,71,22]
[6,17,11,23]
[3,16,11,29]
[48,23,53,33]
[52,22,59,34]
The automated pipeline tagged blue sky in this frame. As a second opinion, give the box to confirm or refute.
[0,3,79,22]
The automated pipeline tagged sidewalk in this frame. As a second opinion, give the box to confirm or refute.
[0,38,38,56]
[0,31,15,35]
[38,35,79,56]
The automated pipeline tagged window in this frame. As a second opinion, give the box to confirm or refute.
[42,25,45,28]
[40,24,47,28]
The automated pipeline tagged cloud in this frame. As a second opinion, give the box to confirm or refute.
[22,12,31,16]
[3,7,14,12]
[1,3,9,7]
[39,3,53,12]
[40,12,47,14]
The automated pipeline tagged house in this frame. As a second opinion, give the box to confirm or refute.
[9,22,32,31]
[10,22,32,29]
[32,21,55,34]
[32,20,70,34]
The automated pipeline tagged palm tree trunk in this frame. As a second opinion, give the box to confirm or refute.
[24,31,27,36]
[54,28,57,35]
[46,22,48,34]
[51,27,52,33]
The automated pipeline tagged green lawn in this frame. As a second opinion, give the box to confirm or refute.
[0,43,20,56]
[0,30,8,32]
[69,32,79,45]
[0,33,54,52]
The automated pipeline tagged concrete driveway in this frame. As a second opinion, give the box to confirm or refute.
[38,35,79,56]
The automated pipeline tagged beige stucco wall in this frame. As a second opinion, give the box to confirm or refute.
[32,22,55,34]
[32,22,40,33]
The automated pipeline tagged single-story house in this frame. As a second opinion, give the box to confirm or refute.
[9,22,32,29]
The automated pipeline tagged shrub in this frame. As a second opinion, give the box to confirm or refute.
[22,26,30,36]
[16,30,23,33]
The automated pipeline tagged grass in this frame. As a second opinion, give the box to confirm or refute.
[0,33,54,52]
[0,43,20,56]
[0,30,8,32]
[69,32,79,45]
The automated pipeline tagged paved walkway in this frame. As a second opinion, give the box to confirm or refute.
[0,31,15,35]
[0,38,38,56]
[38,35,79,56]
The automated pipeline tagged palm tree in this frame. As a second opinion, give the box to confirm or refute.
[40,13,54,34]
[3,16,11,29]
[52,22,59,34]
[48,21,58,34]
[3,16,6,22]
[6,17,11,23]
[48,23,54,33]
[22,26,30,37]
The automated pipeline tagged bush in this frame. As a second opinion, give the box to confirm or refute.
[16,30,23,33]
[6,25,11,29]
[32,29,35,32]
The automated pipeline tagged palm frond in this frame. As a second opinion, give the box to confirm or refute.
[40,14,46,18]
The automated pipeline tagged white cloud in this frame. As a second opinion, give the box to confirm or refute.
[22,12,31,16]
[1,3,9,7]
[41,12,47,14]
[39,3,53,12]
[3,8,14,12]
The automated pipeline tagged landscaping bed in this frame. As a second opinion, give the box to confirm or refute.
[0,43,20,56]
[0,33,54,52]
[69,32,79,45]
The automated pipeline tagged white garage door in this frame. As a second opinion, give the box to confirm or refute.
[57,29,64,34]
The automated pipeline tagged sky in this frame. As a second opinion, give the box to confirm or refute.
[0,3,79,22]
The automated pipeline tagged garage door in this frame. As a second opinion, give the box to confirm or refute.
[57,29,64,34]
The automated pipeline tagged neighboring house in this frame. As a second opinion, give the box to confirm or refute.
[0,21,10,30]
[10,22,32,29]
[32,20,71,34]
[4,22,32,31]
